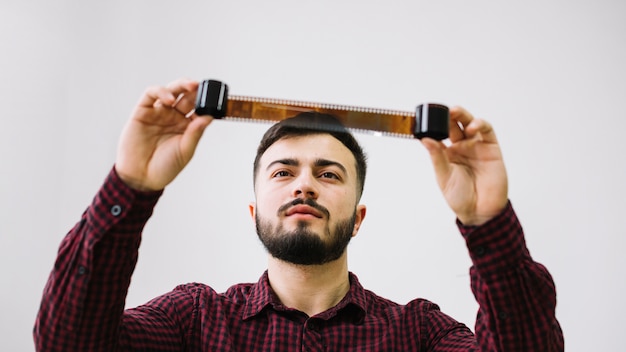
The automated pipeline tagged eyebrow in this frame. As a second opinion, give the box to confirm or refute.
[266,158,348,175]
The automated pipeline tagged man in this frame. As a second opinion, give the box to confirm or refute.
[34,78,564,351]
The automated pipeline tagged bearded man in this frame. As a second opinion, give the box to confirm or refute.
[34,79,563,351]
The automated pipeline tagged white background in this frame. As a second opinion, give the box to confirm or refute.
[1,0,625,350]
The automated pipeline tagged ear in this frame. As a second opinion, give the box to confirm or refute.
[351,204,367,237]
[248,202,256,220]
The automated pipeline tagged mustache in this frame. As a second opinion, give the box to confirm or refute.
[277,198,330,218]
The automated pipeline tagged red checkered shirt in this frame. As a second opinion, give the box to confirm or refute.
[34,167,564,351]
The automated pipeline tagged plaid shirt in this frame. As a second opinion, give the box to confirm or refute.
[34,167,563,351]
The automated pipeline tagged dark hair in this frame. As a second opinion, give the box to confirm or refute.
[253,112,368,198]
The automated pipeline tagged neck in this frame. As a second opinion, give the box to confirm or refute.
[267,253,350,317]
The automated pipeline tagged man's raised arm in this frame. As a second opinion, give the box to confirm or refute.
[34,79,214,351]
[421,107,564,350]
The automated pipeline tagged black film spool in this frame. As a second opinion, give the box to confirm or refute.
[413,103,449,140]
[195,79,229,118]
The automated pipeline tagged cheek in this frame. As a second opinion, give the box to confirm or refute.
[330,191,358,218]
[255,192,282,216]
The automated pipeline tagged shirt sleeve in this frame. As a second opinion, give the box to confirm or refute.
[33,166,163,351]
[458,201,564,351]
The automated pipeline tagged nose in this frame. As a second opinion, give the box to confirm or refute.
[292,173,318,199]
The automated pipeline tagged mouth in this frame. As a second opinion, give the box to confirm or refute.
[285,205,324,218]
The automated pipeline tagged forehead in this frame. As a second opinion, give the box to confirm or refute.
[260,134,357,172]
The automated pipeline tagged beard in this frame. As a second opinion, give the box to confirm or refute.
[255,199,357,266]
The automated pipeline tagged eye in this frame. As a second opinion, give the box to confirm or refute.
[320,172,340,180]
[273,170,292,178]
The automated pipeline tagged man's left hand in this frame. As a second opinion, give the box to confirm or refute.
[421,106,508,226]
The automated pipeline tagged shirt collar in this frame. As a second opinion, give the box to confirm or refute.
[243,270,367,323]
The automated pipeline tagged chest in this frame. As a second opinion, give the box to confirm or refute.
[190,309,422,352]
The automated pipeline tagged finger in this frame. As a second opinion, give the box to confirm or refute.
[137,79,199,109]
[185,109,197,118]
[449,119,465,143]
[450,106,475,129]
[167,79,199,116]
[449,106,499,144]
[171,93,198,118]
[172,92,185,108]
[137,85,177,109]
[166,78,199,99]
[448,106,475,143]
[465,118,498,144]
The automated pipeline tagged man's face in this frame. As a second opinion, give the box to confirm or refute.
[250,134,366,265]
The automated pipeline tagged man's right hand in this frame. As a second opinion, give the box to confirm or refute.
[115,78,214,191]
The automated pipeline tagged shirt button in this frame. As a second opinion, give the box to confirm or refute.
[78,266,87,275]
[474,246,486,257]
[111,205,122,216]
[498,311,509,320]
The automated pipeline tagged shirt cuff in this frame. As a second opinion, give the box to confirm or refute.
[85,166,163,242]
[457,201,531,279]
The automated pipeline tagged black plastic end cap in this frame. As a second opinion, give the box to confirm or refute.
[413,103,449,140]
[195,79,228,118]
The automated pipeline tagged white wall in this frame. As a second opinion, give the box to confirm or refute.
[1,0,624,350]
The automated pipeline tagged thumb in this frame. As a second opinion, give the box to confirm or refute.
[420,138,451,188]
[180,116,214,161]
